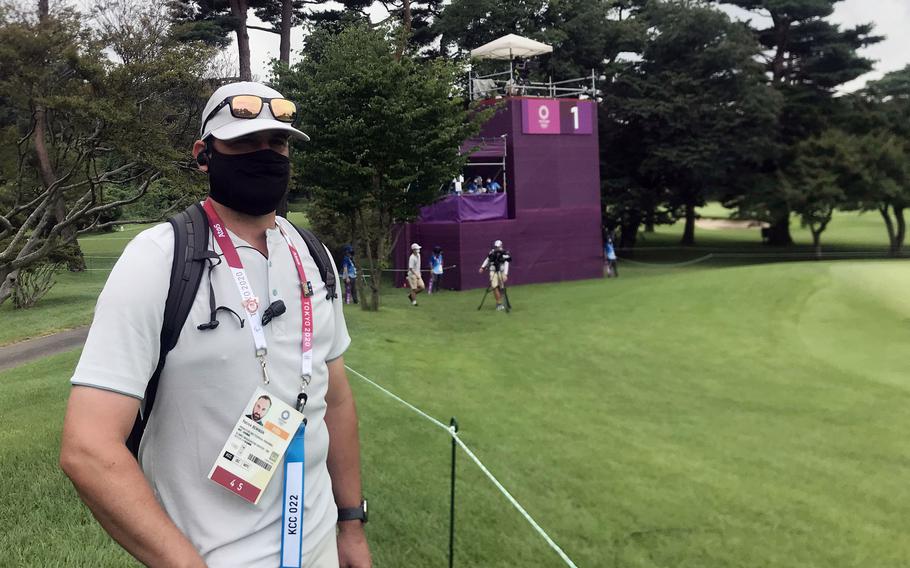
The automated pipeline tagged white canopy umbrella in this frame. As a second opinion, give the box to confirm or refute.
[470,34,553,60]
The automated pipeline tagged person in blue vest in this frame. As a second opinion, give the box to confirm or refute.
[429,246,444,293]
[605,237,618,277]
[486,178,502,193]
[341,245,359,304]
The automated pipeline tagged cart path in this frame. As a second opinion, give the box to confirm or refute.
[0,326,89,372]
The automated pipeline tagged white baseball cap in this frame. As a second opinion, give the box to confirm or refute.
[493,239,503,248]
[200,81,310,142]
[411,243,421,250]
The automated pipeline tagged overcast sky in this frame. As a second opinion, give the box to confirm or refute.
[247,0,910,91]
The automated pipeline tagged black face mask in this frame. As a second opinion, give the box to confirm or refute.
[207,147,290,216]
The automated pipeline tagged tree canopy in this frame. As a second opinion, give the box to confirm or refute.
[601,0,780,246]
[0,2,211,305]
[275,23,483,309]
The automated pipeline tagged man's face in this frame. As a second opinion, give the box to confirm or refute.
[251,397,271,421]
[214,130,290,156]
[192,130,290,170]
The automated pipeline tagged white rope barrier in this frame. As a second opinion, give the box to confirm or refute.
[343,365,580,568]
[617,254,714,267]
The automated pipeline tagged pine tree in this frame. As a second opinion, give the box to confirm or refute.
[719,0,881,245]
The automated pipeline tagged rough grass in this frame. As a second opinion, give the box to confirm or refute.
[5,259,909,566]
[343,260,910,567]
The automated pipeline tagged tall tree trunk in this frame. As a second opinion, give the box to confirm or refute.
[887,205,906,256]
[880,205,898,256]
[811,229,822,259]
[34,105,84,270]
[896,206,906,256]
[765,205,793,246]
[394,0,411,61]
[279,0,292,65]
[770,13,790,85]
[357,208,380,311]
[681,200,696,246]
[644,207,655,233]
[810,214,831,260]
[619,216,640,250]
[230,0,252,81]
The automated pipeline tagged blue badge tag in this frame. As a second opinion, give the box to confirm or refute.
[280,423,306,567]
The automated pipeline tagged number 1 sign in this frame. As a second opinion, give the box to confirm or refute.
[521,99,593,135]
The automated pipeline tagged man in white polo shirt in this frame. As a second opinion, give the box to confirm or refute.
[60,82,371,568]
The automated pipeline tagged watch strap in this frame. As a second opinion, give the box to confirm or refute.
[338,499,367,523]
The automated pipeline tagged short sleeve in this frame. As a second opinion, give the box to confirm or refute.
[325,246,351,362]
[71,225,173,399]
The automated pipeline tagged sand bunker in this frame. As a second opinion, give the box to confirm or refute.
[695,218,769,230]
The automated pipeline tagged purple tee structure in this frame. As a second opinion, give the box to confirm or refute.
[395,97,603,290]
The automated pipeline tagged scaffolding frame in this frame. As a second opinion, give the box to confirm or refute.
[469,67,598,101]
[458,135,508,194]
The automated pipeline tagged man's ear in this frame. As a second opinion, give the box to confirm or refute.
[192,140,209,172]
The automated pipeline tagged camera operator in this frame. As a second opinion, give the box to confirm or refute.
[478,239,511,311]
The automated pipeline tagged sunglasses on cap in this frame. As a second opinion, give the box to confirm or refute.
[201,95,298,136]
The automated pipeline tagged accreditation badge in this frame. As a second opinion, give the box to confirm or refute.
[208,387,304,505]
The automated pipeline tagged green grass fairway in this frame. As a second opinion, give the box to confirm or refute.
[637,207,891,254]
[4,260,909,566]
[0,351,136,567]
[342,261,910,567]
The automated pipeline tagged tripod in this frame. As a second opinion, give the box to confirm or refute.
[477,272,511,312]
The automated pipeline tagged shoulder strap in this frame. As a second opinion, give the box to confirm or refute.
[127,203,210,458]
[291,223,337,301]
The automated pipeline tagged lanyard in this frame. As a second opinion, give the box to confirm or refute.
[202,200,314,568]
[201,199,314,382]
[275,224,314,381]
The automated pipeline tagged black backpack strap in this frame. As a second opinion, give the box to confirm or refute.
[291,223,337,301]
[127,203,210,457]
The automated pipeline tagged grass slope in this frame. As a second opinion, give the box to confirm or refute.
[0,351,137,566]
[342,261,910,567]
[2,261,909,566]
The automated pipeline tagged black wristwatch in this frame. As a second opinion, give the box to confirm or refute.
[338,499,368,524]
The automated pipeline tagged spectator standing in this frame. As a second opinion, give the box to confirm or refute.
[341,245,359,303]
[605,238,618,277]
[429,246,444,293]
[407,243,425,305]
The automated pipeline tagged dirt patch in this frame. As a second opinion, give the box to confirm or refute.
[695,218,768,231]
